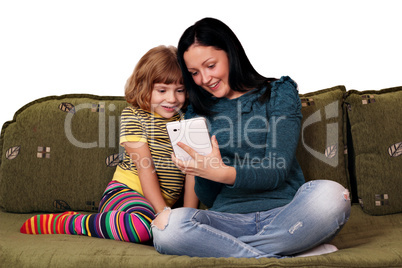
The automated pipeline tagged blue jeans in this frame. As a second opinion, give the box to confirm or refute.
[152,180,351,258]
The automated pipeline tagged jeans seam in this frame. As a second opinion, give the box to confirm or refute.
[199,211,251,223]
[259,181,318,233]
[259,206,286,234]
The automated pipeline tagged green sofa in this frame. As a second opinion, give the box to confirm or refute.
[1,85,401,267]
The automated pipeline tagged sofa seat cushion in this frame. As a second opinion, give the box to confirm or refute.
[1,205,401,267]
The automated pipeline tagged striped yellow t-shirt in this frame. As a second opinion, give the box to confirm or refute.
[112,106,184,207]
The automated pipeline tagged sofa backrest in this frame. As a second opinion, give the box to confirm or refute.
[1,87,401,216]
[296,85,350,194]
[344,87,402,215]
[0,94,127,213]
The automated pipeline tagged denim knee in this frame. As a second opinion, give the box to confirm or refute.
[308,180,351,226]
[152,207,196,255]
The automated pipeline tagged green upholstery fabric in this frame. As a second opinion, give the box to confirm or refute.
[1,91,353,213]
[296,86,350,191]
[345,87,402,215]
[0,94,128,213]
[1,91,401,267]
[1,205,401,267]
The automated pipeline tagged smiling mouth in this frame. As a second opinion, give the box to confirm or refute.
[208,81,220,90]
[162,105,177,112]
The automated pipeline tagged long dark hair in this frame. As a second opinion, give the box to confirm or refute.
[177,17,277,116]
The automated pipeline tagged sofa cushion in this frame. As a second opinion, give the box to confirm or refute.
[345,87,402,215]
[296,86,350,192]
[2,205,402,267]
[0,94,128,213]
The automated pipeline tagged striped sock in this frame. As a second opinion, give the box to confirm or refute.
[20,211,78,235]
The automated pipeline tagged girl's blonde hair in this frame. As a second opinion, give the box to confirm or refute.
[125,45,183,110]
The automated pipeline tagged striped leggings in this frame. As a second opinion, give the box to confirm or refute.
[71,181,155,243]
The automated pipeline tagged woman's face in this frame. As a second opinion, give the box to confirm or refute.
[184,45,241,99]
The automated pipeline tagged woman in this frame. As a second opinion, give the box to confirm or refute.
[152,18,350,258]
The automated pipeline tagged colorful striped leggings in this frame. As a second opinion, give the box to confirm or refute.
[94,181,155,242]
[20,181,156,243]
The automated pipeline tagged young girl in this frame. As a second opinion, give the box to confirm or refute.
[152,18,350,258]
[20,45,198,243]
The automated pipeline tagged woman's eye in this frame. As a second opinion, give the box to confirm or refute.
[190,71,198,76]
[208,64,215,69]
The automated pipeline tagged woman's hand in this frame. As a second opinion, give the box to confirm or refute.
[171,135,236,185]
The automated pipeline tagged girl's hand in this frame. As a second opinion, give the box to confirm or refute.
[171,135,236,185]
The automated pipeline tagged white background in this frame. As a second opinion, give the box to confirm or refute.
[1,0,401,126]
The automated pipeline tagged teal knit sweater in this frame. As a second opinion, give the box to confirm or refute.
[185,76,305,213]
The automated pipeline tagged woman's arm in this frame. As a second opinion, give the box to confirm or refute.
[183,175,199,208]
[231,113,301,190]
[231,77,302,190]
[123,141,167,214]
[172,135,236,185]
[172,77,302,191]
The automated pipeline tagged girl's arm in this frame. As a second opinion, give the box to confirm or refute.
[183,175,199,208]
[123,141,167,214]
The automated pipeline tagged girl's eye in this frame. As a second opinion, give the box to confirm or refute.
[177,88,185,93]
[190,71,198,76]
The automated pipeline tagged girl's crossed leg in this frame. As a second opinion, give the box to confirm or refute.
[21,181,155,243]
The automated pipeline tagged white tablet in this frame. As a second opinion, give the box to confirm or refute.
[166,117,212,161]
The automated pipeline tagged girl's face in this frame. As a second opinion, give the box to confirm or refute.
[184,45,242,99]
[150,82,186,118]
